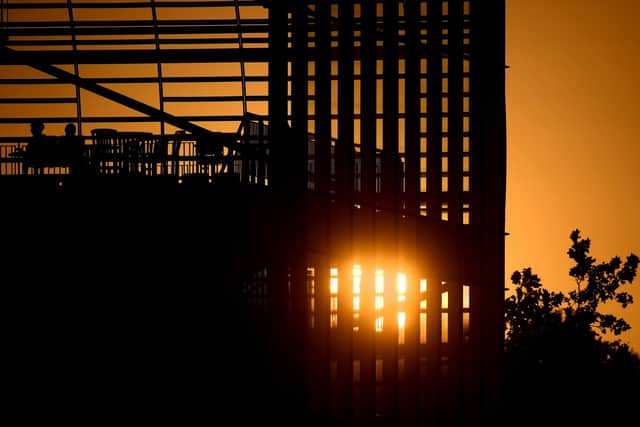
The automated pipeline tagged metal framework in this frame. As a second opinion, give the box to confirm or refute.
[0,1,506,426]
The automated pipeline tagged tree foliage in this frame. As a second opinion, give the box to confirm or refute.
[567,229,638,335]
[506,229,639,349]
[503,230,640,426]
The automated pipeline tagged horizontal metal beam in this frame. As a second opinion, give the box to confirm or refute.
[163,95,268,103]
[5,25,269,37]
[0,46,466,65]
[6,37,270,47]
[6,19,267,27]
[0,48,269,64]
[3,1,261,9]
[0,76,269,84]
[0,114,472,124]
[0,116,249,124]
[0,73,475,86]
[0,97,77,104]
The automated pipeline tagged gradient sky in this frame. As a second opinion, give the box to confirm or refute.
[1,0,638,351]
[506,0,640,351]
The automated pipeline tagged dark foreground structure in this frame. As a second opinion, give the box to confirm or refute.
[1,1,505,425]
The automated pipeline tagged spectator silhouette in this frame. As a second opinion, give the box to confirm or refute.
[60,123,86,175]
[25,120,49,175]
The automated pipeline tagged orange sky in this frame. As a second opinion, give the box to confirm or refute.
[506,0,640,351]
[1,0,638,351]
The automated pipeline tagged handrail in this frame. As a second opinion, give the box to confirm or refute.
[0,130,251,180]
[0,129,398,199]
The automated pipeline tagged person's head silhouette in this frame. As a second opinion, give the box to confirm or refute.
[30,120,44,137]
[65,123,77,137]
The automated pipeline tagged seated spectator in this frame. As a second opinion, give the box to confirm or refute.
[24,120,50,175]
[59,123,86,175]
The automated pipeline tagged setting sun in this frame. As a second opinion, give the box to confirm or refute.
[328,266,430,340]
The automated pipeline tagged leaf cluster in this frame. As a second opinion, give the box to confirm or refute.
[506,229,639,349]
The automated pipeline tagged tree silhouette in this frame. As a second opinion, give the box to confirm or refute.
[503,230,640,426]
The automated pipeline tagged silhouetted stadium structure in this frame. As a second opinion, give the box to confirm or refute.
[0,1,505,426]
